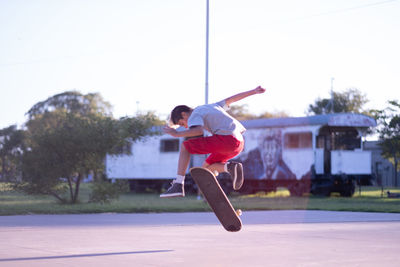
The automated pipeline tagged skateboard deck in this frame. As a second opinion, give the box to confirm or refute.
[190,167,242,232]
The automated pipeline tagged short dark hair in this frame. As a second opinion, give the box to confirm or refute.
[170,105,192,125]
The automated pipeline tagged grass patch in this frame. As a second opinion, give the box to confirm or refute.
[1,183,400,215]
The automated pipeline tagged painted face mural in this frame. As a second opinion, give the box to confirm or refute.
[260,129,282,178]
[237,128,295,180]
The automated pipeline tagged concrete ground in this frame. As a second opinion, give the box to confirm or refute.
[1,210,400,267]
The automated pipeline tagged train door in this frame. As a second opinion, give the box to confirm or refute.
[317,127,332,175]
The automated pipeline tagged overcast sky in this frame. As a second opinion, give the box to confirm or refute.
[1,0,399,128]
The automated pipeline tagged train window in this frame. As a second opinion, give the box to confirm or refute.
[284,132,312,149]
[317,127,360,150]
[332,130,360,150]
[160,139,179,152]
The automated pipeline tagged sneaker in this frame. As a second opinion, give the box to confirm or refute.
[227,162,244,190]
[160,182,185,198]
[235,162,244,190]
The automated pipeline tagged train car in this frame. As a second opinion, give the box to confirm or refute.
[106,113,376,196]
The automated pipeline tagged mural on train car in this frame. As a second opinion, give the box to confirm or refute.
[238,129,296,180]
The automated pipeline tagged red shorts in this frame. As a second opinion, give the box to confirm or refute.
[183,135,244,165]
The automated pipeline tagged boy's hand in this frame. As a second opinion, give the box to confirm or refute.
[224,85,267,106]
[163,125,179,137]
[253,86,266,94]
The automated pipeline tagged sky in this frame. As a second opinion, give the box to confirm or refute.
[1,0,399,129]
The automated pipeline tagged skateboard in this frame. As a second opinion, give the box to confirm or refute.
[189,167,242,232]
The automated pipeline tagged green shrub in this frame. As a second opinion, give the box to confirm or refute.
[89,181,120,204]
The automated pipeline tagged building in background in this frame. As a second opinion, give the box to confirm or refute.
[364,141,399,187]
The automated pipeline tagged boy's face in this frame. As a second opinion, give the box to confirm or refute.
[177,112,190,128]
[177,118,188,128]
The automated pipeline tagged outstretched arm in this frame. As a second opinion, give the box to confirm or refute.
[163,125,203,138]
[224,86,266,107]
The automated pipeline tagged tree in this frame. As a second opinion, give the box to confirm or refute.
[26,91,112,119]
[19,91,158,203]
[0,125,25,182]
[372,100,400,186]
[307,88,369,115]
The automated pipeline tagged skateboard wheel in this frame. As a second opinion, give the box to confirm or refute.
[236,209,242,216]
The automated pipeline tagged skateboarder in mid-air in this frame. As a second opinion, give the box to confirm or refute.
[160,86,266,198]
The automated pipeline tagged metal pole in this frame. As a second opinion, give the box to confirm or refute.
[205,0,209,104]
[330,77,334,113]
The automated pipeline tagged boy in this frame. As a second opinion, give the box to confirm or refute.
[160,86,266,198]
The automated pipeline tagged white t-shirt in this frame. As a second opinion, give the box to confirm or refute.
[187,100,246,140]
